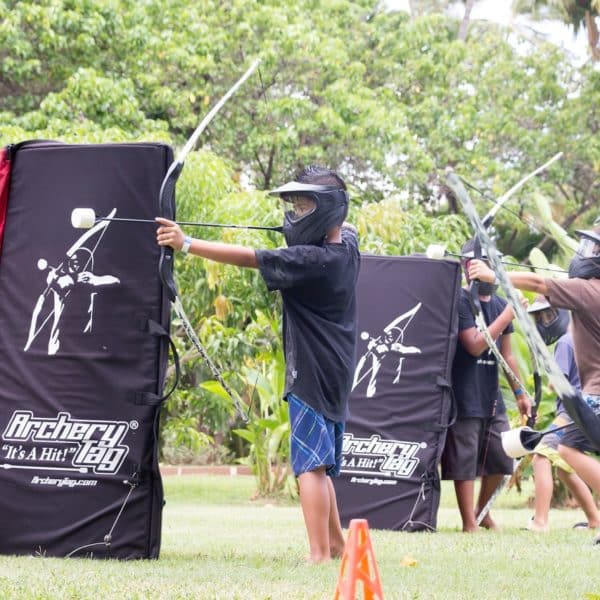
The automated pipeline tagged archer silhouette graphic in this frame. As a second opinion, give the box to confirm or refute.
[352,302,423,398]
[24,208,120,355]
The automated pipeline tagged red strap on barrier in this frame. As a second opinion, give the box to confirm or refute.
[0,147,10,258]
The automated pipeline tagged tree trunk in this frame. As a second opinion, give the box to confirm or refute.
[585,10,600,61]
[408,0,420,18]
[458,0,476,41]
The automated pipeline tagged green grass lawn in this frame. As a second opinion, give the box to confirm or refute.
[1,475,599,599]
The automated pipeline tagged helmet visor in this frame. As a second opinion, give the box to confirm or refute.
[536,306,560,327]
[281,194,317,223]
[578,237,600,259]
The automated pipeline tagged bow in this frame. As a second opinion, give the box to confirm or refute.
[56,64,261,557]
[466,232,541,527]
[446,160,577,525]
[158,59,261,423]
[447,170,600,465]
[479,152,563,230]
[466,235,540,424]
[458,153,566,432]
[457,155,570,430]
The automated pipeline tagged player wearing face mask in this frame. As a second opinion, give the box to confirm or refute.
[440,238,531,532]
[525,297,600,532]
[156,165,360,562]
[467,221,600,544]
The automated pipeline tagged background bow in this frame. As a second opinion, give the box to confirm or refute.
[447,170,600,453]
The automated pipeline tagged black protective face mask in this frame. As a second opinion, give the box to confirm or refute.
[477,281,498,296]
[535,308,569,345]
[568,255,600,280]
[569,230,600,279]
[280,190,348,247]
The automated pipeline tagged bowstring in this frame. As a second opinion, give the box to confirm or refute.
[457,175,579,261]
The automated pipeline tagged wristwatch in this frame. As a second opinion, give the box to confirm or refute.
[181,236,193,254]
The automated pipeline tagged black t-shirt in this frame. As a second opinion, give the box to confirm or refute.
[451,289,513,418]
[255,228,360,422]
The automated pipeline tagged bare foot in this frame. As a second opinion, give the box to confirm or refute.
[462,525,480,533]
[304,553,331,564]
[479,516,499,530]
[527,518,549,533]
[330,544,345,559]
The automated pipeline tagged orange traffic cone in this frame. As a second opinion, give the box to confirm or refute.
[333,519,384,600]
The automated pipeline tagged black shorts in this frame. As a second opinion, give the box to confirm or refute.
[560,425,600,455]
[441,413,513,480]
[560,393,600,455]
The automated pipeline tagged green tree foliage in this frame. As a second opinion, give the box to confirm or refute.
[166,149,472,478]
[159,151,283,458]
[2,0,597,482]
[232,343,293,498]
[1,0,130,112]
[2,0,597,239]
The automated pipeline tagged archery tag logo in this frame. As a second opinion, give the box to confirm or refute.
[352,303,422,398]
[24,208,120,356]
[341,433,426,484]
[1,411,133,475]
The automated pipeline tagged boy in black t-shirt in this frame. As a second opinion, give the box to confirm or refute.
[441,239,531,532]
[156,165,360,563]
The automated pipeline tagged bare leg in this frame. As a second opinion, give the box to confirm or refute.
[477,474,503,530]
[530,454,553,531]
[326,477,345,558]
[298,467,331,563]
[559,445,600,493]
[454,480,478,532]
[558,467,600,528]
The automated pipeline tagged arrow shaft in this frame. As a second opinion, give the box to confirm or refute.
[444,250,566,273]
[1,463,88,473]
[96,216,281,232]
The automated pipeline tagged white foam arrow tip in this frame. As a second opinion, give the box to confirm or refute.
[501,426,540,459]
[71,208,96,229]
[425,244,446,260]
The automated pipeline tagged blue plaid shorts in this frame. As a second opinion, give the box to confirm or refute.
[287,394,344,477]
